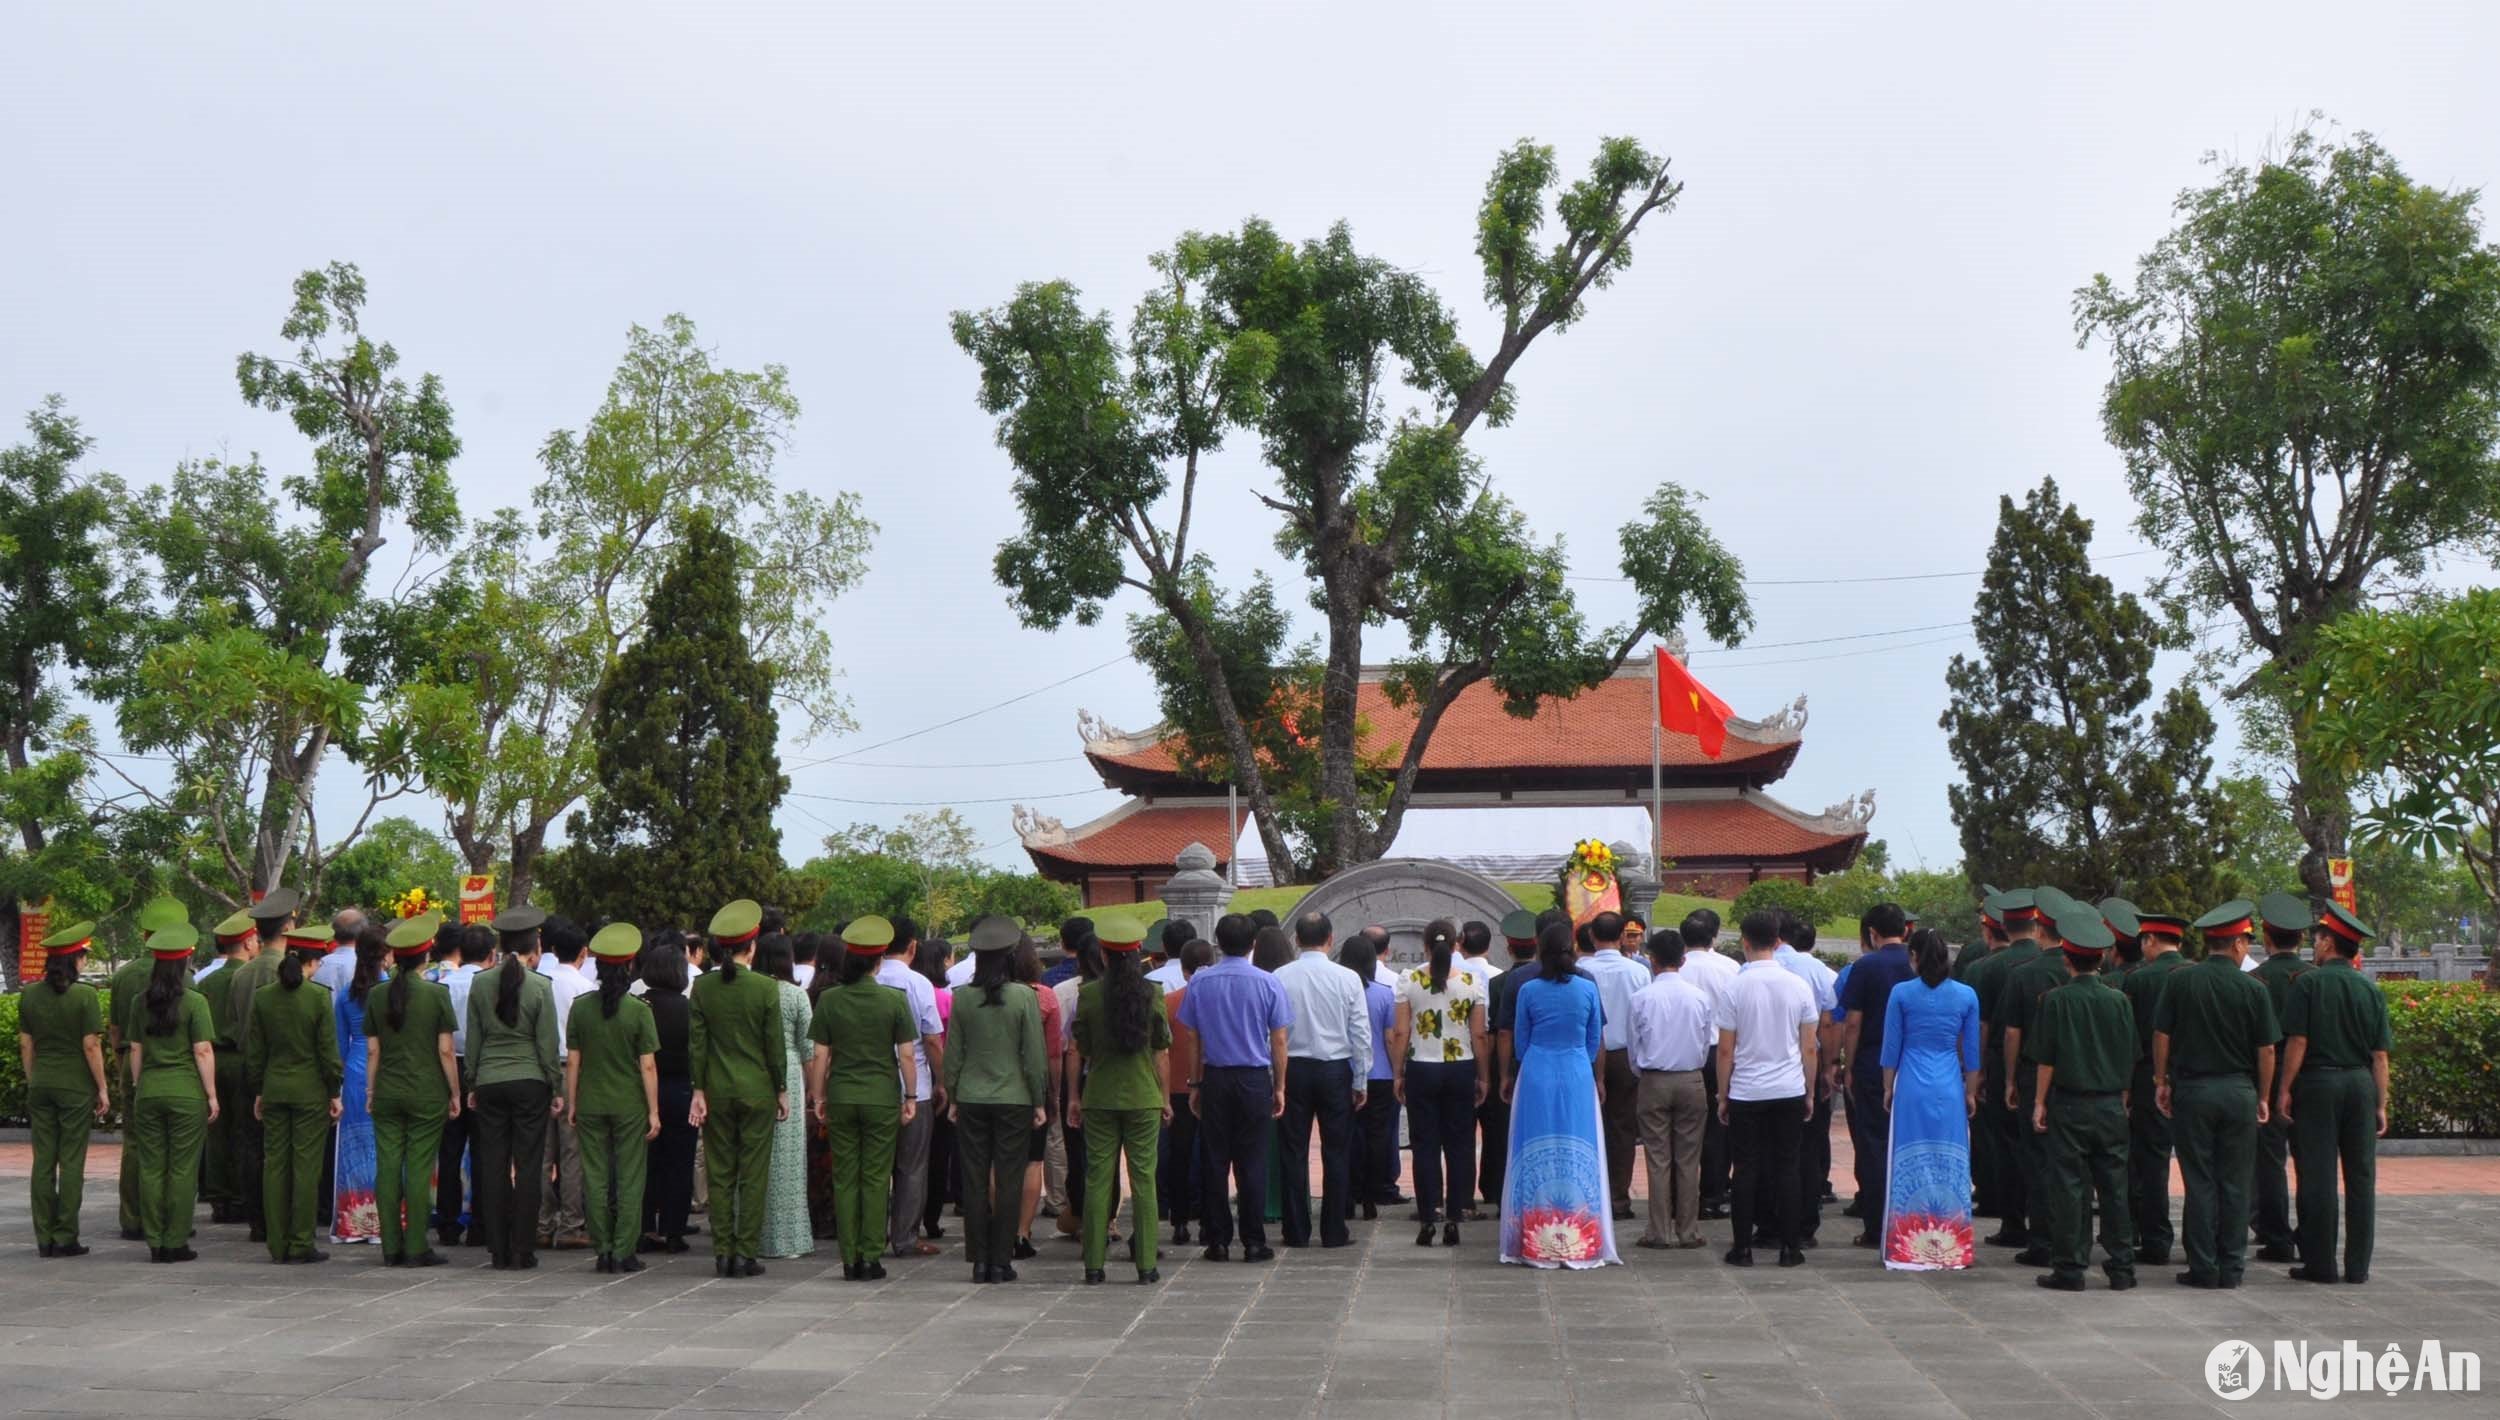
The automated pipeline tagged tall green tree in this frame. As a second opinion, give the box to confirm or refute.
[314,813,463,916]
[540,510,787,925]
[956,138,1750,880]
[0,399,144,983]
[117,263,468,904]
[1942,478,2232,905]
[2077,123,2500,899]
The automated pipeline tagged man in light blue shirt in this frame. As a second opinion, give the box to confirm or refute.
[432,923,490,1248]
[1583,911,1652,1219]
[309,907,368,993]
[1771,912,1841,1244]
[1273,912,1370,1248]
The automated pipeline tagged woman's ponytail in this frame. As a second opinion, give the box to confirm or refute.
[278,946,306,990]
[1425,917,1457,994]
[495,953,525,1025]
[710,938,743,982]
[386,957,417,1032]
[598,956,632,1018]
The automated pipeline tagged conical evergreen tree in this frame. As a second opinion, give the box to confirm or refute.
[546,509,787,924]
[1941,478,2233,907]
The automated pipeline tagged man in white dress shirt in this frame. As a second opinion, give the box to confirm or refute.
[1715,909,1820,1267]
[1146,919,1192,992]
[1629,928,1716,1249]
[1771,913,1841,1246]
[1459,920,1503,986]
[534,917,598,1248]
[1273,912,1371,1249]
[1673,911,1739,1215]
[1582,912,1654,1220]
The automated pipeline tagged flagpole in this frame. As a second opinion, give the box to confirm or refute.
[1651,646,1665,873]
[1227,781,1240,889]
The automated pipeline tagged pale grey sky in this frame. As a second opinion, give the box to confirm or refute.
[6,1,2495,881]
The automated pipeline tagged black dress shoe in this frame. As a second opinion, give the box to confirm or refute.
[663,1235,690,1254]
[1137,1268,1159,1284]
[303,1249,330,1264]
[1242,1245,1275,1262]
[1172,1225,1191,1246]
[248,1225,268,1243]
[1376,1192,1410,1206]
[2138,1247,2170,1266]
[1724,1247,1754,1267]
[1360,1203,1378,1221]
[2013,1249,2052,1268]
[2174,1273,2216,1289]
[841,1261,860,1281]
[994,1263,1016,1282]
[865,1261,887,1280]
[618,1254,645,1273]
[411,1250,449,1267]
[1699,1203,1729,1220]
[148,1247,166,1264]
[2035,1274,2085,1292]
[2344,1273,2368,1285]
[973,1264,994,1284]
[1777,1247,1806,1268]
[1841,1200,1864,1218]
[1416,1223,1437,1247]
[1982,1231,2023,1248]
[2255,1244,2298,1264]
[1441,1222,1460,1248]
[162,1246,196,1263]
[715,1255,732,1277]
[37,1243,55,1259]
[1851,1233,1879,1248]
[1084,1268,1106,1285]
[596,1255,616,1274]
[2107,1273,2137,1291]
[121,1228,145,1242]
[1014,1237,1037,1260]
[437,1227,462,1248]
[464,1227,486,1247]
[2287,1266,2338,1283]
[1201,1244,1229,1262]
[740,1258,765,1277]
[54,1242,88,1258]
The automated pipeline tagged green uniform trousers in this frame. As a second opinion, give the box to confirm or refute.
[2125,1064,2174,1259]
[130,1097,208,1250]
[2042,1089,2133,1284]
[954,1102,1034,1269]
[2013,1072,2051,1247]
[233,1090,266,1234]
[372,1103,446,1261]
[2174,1074,2257,1285]
[27,1087,96,1247]
[261,1100,329,1260]
[701,1096,775,1259]
[2251,1115,2295,1252]
[1083,1107,1160,1274]
[204,1049,245,1208]
[1975,1050,2010,1224]
[118,1056,143,1237]
[826,1101,899,1267]
[578,1112,649,1260]
[2291,1066,2377,1282]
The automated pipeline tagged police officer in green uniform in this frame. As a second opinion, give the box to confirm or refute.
[1998,888,2075,1264]
[1482,909,1543,1213]
[2119,911,2190,1264]
[690,899,788,1278]
[1073,916,1172,1286]
[1952,885,2004,983]
[246,921,344,1263]
[367,913,460,1267]
[20,922,111,1257]
[465,905,561,1271]
[567,921,659,1274]
[2246,891,2311,1264]
[2099,898,2143,978]
[2277,903,2390,1285]
[1970,890,2041,1245]
[225,887,303,1242]
[195,910,257,1223]
[2027,908,2138,1291]
[809,914,918,1281]
[2154,901,2280,1288]
[107,895,189,1240]
[128,923,218,1263]
[943,915,1048,1284]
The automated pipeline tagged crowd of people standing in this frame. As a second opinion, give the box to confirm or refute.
[16,881,2391,1294]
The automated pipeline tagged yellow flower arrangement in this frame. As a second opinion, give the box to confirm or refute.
[386,885,440,921]
[1566,839,1617,882]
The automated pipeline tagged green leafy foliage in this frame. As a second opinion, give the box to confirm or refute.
[1942,478,2232,906]
[2382,983,2500,1137]
[1730,878,1825,930]
[315,815,463,916]
[788,811,1080,937]
[541,510,787,926]
[2078,122,2500,896]
[2219,773,2489,947]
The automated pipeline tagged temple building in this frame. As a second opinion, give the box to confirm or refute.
[1017,662,1874,906]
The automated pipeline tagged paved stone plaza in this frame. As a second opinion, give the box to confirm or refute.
[0,1161,2492,1420]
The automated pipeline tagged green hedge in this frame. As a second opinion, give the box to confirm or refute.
[0,990,136,1130]
[2383,982,2500,1139]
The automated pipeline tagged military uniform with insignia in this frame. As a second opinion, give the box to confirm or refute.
[21,921,110,1257]
[2246,891,2313,1263]
[223,887,304,1240]
[810,913,917,1281]
[691,899,787,1277]
[128,923,217,1262]
[367,913,458,1267]
[1969,890,2041,1247]
[195,909,257,1220]
[246,921,344,1263]
[2028,910,2139,1291]
[2119,911,2189,1263]
[568,921,659,1274]
[2279,903,2391,1285]
[2154,901,2281,1288]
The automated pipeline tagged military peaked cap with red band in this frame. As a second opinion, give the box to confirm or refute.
[2192,900,2255,939]
[2318,903,2373,945]
[708,899,761,945]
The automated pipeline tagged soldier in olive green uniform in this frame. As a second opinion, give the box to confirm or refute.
[1073,917,1173,1285]
[195,910,257,1222]
[224,888,304,1242]
[245,921,344,1262]
[1969,890,2042,1245]
[1998,888,2076,1266]
[2246,891,2312,1264]
[567,922,660,1274]
[2099,898,2143,979]
[2278,903,2391,1285]
[1951,885,2004,983]
[810,916,919,1281]
[690,899,788,1278]
[128,924,218,1262]
[367,913,460,1267]
[943,916,1048,1284]
[19,923,112,1257]
[2119,912,2190,1264]
[465,906,562,1271]
[107,896,188,1239]
[2154,902,2280,1288]
[2027,910,2139,1291]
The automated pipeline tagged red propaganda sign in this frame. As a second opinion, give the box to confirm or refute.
[18,899,52,979]
[2327,857,2358,917]
[458,875,497,926]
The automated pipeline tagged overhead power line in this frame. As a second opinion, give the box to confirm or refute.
[782,652,1134,772]
[1569,547,2156,587]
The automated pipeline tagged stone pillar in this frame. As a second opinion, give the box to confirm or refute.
[1612,840,1661,927]
[1161,842,1234,944]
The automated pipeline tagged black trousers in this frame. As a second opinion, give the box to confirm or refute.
[1197,1066,1273,1251]
[645,1076,697,1241]
[472,1079,551,1266]
[1798,1087,1833,1237]
[1279,1057,1355,1247]
[954,1102,1031,1268]
[1601,1048,1639,1208]
[1352,1085,1400,1204]
[1730,1095,1805,1252]
[431,1072,469,1238]
[1846,1068,1890,1234]
[1159,1092,1201,1226]
[922,1110,957,1236]
[1700,1056,1729,1205]
[1477,1089,1511,1210]
[1407,1061,1478,1224]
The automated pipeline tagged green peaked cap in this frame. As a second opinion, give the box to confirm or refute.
[2033,886,2078,920]
[245,887,302,921]
[1500,909,1538,943]
[968,916,1022,953]
[2051,907,2114,952]
[588,922,642,959]
[1094,915,1147,948]
[2193,899,2255,935]
[709,899,762,940]
[213,908,255,941]
[40,920,97,950]
[2320,902,2373,944]
[2256,891,2311,934]
[491,905,548,934]
[148,923,200,958]
[386,913,442,951]
[137,895,189,933]
[2098,898,2142,937]
[841,915,895,950]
